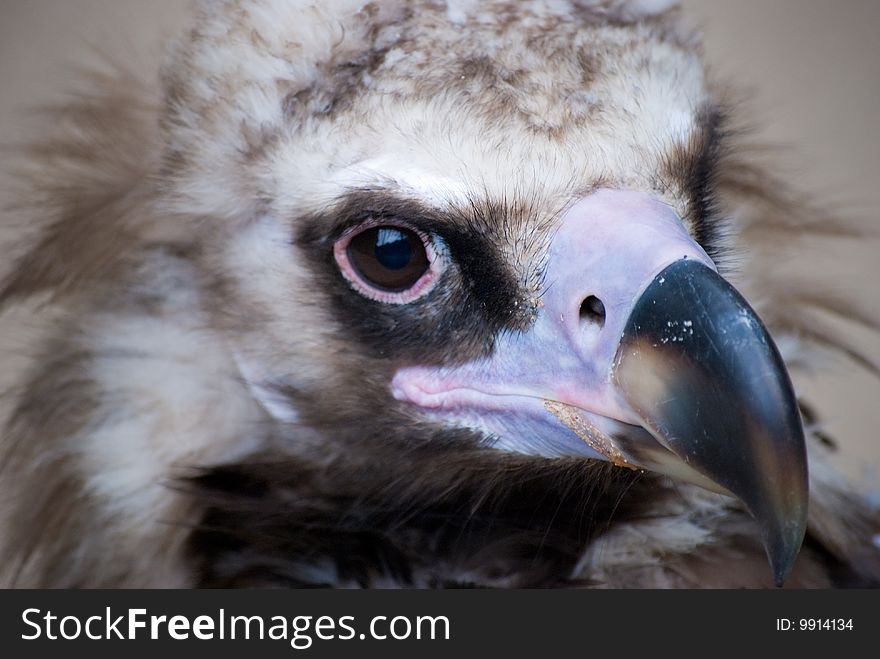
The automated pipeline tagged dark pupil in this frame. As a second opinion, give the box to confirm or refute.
[347,226,430,293]
[374,228,412,270]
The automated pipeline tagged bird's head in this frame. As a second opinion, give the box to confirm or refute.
[161,0,807,584]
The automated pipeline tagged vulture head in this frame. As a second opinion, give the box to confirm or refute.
[0,0,877,588]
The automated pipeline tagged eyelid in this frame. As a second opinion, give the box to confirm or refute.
[337,217,431,245]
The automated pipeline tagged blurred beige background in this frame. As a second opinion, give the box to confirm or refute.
[0,1,878,488]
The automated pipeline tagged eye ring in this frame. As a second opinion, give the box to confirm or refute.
[333,220,442,304]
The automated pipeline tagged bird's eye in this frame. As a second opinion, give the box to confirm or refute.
[333,223,439,303]
[349,226,428,291]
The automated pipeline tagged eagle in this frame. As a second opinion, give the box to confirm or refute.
[0,0,878,588]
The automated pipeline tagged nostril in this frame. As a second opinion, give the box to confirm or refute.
[579,295,606,328]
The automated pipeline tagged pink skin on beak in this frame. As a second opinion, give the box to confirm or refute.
[391,189,714,458]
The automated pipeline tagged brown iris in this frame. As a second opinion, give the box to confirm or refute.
[346,225,430,292]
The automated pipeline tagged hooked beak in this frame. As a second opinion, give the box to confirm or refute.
[612,259,808,585]
[392,189,808,585]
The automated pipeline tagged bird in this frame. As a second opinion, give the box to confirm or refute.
[0,0,878,588]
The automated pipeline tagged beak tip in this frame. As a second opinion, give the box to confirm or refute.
[770,545,797,588]
[769,541,801,588]
[764,506,809,588]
